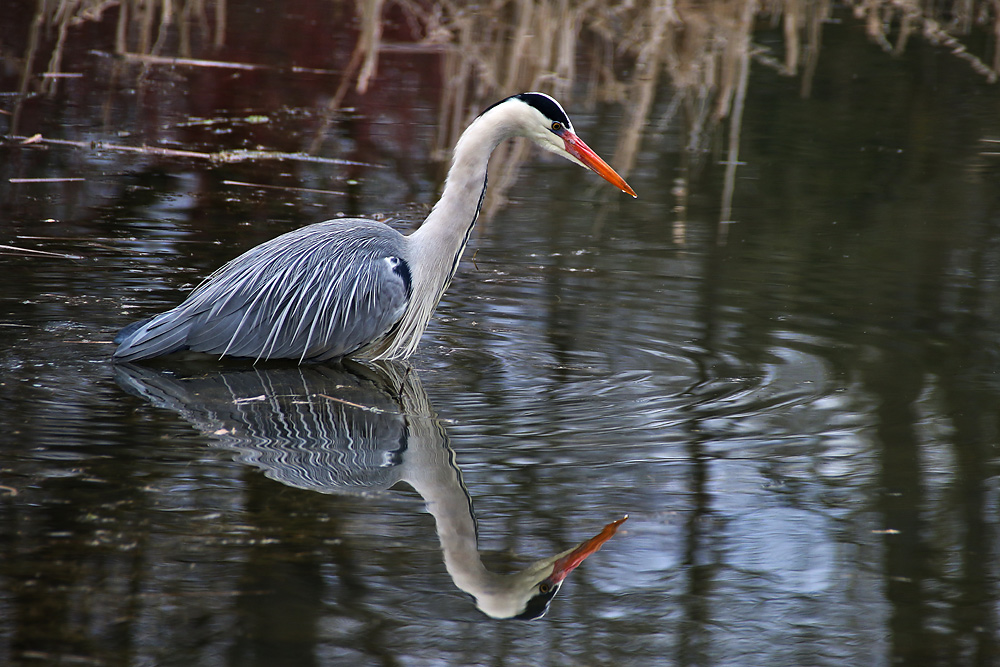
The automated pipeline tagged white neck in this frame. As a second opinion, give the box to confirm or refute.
[366,103,529,360]
[411,106,520,246]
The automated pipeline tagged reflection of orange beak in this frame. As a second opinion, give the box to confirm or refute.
[550,515,628,584]
[562,132,637,198]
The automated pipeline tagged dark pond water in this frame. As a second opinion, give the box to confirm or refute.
[3,3,1000,666]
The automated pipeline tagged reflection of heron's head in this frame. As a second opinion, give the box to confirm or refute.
[470,516,628,620]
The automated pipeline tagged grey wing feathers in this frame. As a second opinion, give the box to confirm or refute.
[113,220,412,362]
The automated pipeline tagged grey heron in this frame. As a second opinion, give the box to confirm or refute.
[113,92,636,363]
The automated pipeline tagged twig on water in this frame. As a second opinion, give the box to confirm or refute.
[7,135,377,167]
[0,244,82,259]
[223,180,346,196]
[97,50,340,76]
[10,177,85,183]
[316,393,395,415]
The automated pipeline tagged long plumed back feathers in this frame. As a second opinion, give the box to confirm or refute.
[113,220,412,362]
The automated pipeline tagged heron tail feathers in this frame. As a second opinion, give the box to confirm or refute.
[112,311,192,361]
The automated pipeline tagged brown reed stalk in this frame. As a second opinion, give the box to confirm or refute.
[11,0,999,229]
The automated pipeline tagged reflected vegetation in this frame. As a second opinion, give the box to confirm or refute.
[114,360,625,620]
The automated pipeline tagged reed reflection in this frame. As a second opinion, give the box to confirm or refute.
[113,360,624,620]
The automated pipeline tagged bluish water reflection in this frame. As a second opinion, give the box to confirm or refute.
[3,3,1000,666]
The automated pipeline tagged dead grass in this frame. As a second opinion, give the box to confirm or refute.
[8,0,999,228]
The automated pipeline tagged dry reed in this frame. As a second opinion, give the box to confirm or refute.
[8,0,1000,228]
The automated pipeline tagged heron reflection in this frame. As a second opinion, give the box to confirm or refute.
[114,361,625,620]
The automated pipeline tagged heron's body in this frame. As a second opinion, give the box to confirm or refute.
[113,92,635,363]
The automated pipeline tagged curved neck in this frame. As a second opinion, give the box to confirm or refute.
[370,110,517,360]
[409,112,510,268]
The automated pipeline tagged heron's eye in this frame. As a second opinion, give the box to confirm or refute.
[539,582,552,594]
[550,121,563,132]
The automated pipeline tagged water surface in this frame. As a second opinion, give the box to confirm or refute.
[2,3,1000,666]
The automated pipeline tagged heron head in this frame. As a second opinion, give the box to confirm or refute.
[485,92,637,198]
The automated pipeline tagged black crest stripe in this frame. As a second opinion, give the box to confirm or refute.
[477,92,571,127]
[514,92,570,126]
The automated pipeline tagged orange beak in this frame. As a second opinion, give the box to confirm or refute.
[549,515,628,584]
[562,132,637,198]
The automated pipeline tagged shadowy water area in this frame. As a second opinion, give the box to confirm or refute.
[2,1,1000,665]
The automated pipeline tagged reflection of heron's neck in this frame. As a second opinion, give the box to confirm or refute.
[401,413,562,620]
[401,417,493,589]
